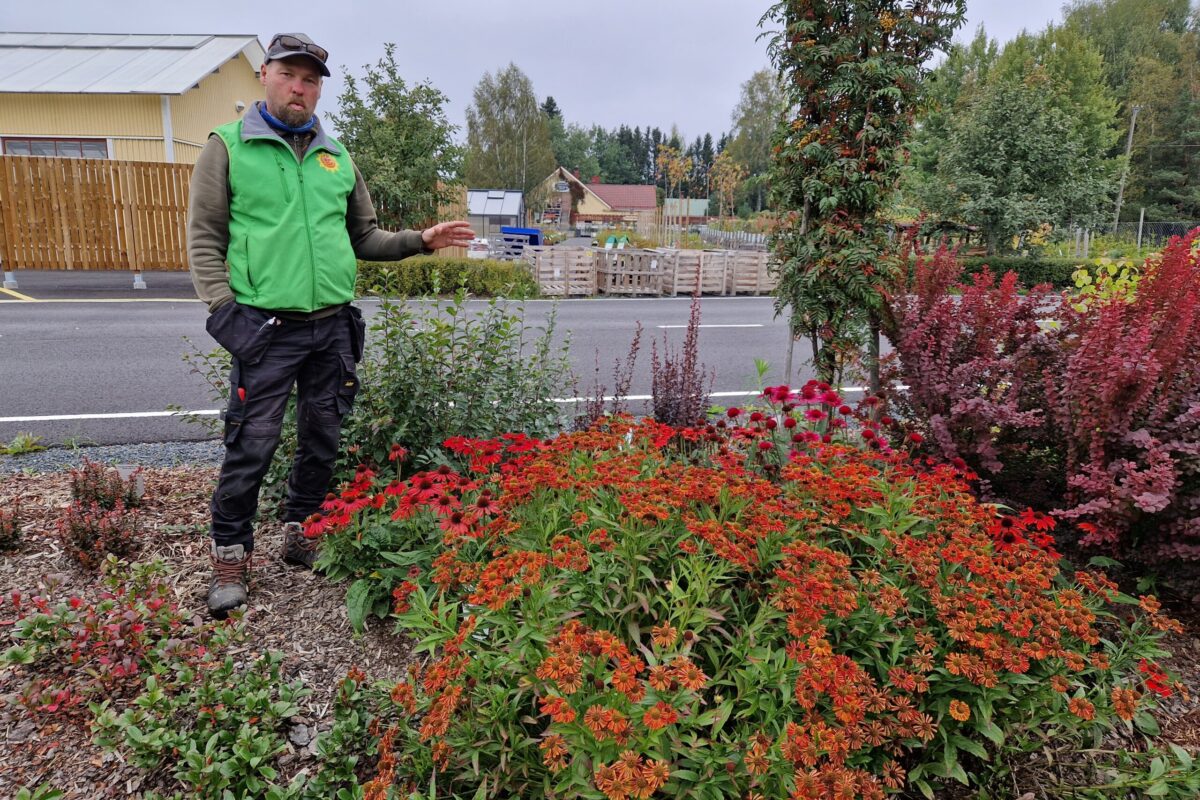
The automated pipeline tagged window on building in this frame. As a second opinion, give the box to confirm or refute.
[1,137,108,159]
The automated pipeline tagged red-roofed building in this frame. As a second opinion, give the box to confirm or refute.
[537,166,658,231]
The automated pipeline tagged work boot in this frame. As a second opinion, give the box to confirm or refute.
[208,543,251,619]
[281,521,319,570]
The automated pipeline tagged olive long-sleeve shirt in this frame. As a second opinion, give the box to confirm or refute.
[187,130,430,313]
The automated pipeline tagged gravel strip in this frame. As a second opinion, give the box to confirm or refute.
[0,439,224,474]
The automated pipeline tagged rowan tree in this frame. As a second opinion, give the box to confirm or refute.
[762,0,966,384]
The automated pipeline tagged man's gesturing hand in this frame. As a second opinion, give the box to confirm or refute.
[421,220,476,251]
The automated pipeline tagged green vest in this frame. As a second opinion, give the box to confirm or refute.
[215,119,357,312]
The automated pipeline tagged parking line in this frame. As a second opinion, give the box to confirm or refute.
[0,287,36,301]
[656,324,763,329]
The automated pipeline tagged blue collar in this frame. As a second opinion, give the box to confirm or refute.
[258,103,316,135]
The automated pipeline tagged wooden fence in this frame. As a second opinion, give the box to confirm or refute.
[0,155,191,271]
[0,155,469,271]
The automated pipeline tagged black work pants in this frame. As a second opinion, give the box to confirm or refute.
[209,307,361,551]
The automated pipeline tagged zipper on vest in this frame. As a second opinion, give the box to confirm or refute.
[297,159,318,310]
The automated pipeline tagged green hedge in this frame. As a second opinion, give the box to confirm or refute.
[356,256,539,298]
[959,256,1081,288]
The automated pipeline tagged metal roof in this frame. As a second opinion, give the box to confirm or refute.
[0,33,265,95]
[468,189,524,217]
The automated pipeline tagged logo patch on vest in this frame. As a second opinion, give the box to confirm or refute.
[317,153,339,172]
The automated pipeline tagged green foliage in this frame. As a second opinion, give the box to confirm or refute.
[957,255,1082,287]
[93,651,308,800]
[356,256,538,298]
[14,785,64,800]
[764,0,967,381]
[337,289,572,475]
[331,44,464,230]
[922,66,1117,254]
[726,69,782,213]
[1069,256,1142,311]
[464,63,556,204]
[2,432,45,455]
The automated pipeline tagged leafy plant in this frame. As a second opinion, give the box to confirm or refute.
[649,293,713,427]
[3,432,45,455]
[69,458,143,509]
[1048,230,1200,561]
[0,500,22,551]
[342,288,571,474]
[882,241,1062,501]
[573,323,642,432]
[765,0,967,381]
[3,560,233,716]
[56,500,142,570]
[331,43,464,230]
[93,650,308,800]
[356,256,538,299]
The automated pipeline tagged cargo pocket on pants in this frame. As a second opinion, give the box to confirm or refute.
[223,362,246,445]
[335,352,360,416]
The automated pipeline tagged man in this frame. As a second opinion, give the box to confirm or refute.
[187,32,473,618]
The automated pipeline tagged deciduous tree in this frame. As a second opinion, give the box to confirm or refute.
[332,44,464,230]
[465,63,557,203]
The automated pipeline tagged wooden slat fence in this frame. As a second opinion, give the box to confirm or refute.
[0,156,471,271]
[0,155,192,271]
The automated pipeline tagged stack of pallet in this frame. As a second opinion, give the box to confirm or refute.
[525,246,596,296]
[659,249,729,296]
[724,250,776,295]
[596,249,663,296]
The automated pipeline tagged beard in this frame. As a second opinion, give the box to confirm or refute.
[271,100,312,128]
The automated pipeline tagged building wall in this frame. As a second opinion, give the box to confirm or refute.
[0,93,161,137]
[171,52,262,150]
[111,138,167,162]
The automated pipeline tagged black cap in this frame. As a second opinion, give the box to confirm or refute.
[265,32,330,77]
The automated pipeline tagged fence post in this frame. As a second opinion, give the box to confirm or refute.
[1137,208,1145,251]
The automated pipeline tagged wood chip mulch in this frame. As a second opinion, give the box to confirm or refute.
[0,468,412,799]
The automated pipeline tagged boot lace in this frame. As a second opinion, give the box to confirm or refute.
[211,552,251,583]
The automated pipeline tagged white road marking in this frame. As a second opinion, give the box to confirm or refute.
[656,324,762,329]
[0,410,220,423]
[0,389,888,424]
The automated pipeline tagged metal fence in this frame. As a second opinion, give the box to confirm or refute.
[698,227,768,250]
[1112,220,1200,248]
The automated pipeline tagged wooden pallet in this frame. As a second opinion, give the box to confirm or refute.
[597,249,664,295]
[529,246,596,296]
[660,249,729,295]
[725,250,776,295]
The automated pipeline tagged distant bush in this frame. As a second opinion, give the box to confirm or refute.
[357,256,538,298]
[959,256,1080,288]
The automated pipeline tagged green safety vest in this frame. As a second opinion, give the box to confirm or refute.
[214,119,357,312]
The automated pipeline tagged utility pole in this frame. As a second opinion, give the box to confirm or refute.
[1112,105,1143,231]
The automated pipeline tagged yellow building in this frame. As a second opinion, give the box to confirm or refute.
[0,32,265,164]
[536,166,658,231]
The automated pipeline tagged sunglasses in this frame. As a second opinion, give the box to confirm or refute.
[270,35,328,64]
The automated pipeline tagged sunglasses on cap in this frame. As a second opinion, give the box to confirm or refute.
[269,34,328,64]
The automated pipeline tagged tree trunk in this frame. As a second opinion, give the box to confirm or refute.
[867,312,881,395]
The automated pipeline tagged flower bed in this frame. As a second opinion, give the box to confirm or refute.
[311,386,1187,798]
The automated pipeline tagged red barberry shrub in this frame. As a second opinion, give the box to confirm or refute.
[882,242,1061,500]
[0,501,21,551]
[69,458,143,510]
[57,500,141,569]
[1048,231,1200,561]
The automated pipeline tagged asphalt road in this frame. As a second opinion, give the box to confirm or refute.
[0,270,812,447]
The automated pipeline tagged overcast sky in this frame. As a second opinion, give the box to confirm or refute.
[5,0,1064,142]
